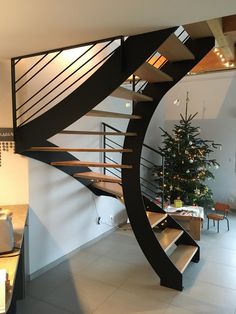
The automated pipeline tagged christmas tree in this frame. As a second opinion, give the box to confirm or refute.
[153,93,221,208]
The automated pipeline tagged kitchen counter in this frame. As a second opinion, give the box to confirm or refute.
[0,204,28,313]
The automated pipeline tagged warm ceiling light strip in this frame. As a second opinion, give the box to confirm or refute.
[213,47,235,68]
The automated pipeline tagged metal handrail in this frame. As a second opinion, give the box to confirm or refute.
[102,122,163,201]
[16,44,95,112]
[16,51,62,92]
[15,53,48,84]
[17,44,115,126]
[12,37,123,128]
[13,35,123,60]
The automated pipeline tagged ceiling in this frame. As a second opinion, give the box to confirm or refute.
[1,1,236,60]
[190,15,236,74]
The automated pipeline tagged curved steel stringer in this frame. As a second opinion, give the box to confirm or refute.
[121,36,214,290]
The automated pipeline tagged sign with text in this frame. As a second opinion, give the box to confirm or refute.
[0,128,14,141]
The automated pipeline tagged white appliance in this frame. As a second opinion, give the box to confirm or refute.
[0,214,14,254]
[0,269,7,314]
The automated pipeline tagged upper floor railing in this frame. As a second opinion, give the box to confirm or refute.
[11,26,190,131]
[11,36,124,128]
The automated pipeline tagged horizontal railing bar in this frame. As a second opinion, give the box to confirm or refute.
[140,156,156,166]
[12,35,124,60]
[140,163,152,170]
[143,143,163,156]
[105,156,120,165]
[15,53,48,84]
[141,190,155,202]
[140,183,156,195]
[17,44,114,126]
[147,50,160,62]
[103,123,162,156]
[16,51,62,92]
[105,143,124,153]
[105,168,121,179]
[137,81,148,93]
[102,122,121,133]
[140,176,158,189]
[17,44,95,112]
[105,138,123,148]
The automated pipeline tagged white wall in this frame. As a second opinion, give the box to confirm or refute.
[0,60,28,205]
[28,158,125,274]
[159,70,236,208]
[1,57,127,276]
[28,93,129,275]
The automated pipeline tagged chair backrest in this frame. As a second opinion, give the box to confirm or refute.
[214,202,230,214]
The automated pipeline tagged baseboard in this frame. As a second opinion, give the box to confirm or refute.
[28,227,116,281]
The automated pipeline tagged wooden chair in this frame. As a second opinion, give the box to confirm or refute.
[207,202,230,232]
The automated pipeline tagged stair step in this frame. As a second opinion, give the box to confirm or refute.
[156,228,184,252]
[86,110,142,119]
[92,181,123,197]
[28,147,132,153]
[158,33,195,61]
[134,63,173,83]
[146,211,167,228]
[59,130,137,136]
[111,86,153,102]
[170,245,198,273]
[74,172,121,183]
[184,22,212,39]
[50,161,132,168]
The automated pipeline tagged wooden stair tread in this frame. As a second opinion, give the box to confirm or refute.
[146,211,167,228]
[73,171,121,183]
[111,86,153,102]
[50,161,132,168]
[59,130,137,136]
[28,147,132,153]
[156,228,183,252]
[135,63,173,83]
[184,22,212,39]
[158,33,195,61]
[170,244,198,273]
[86,110,142,119]
[92,181,123,197]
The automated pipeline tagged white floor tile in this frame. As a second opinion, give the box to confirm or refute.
[43,274,117,313]
[17,212,236,314]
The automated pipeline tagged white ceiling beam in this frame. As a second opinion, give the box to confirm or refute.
[207,18,235,61]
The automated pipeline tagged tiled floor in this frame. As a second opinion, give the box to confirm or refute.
[17,213,236,314]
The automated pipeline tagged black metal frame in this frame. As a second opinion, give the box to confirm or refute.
[11,26,214,291]
[122,36,214,290]
[12,27,176,152]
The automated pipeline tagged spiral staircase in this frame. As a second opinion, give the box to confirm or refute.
[12,22,214,290]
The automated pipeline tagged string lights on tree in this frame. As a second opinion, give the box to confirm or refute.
[153,92,221,208]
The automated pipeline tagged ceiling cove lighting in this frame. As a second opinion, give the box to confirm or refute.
[213,47,235,68]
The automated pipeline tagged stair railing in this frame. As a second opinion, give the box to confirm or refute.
[102,122,164,204]
[11,36,124,129]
